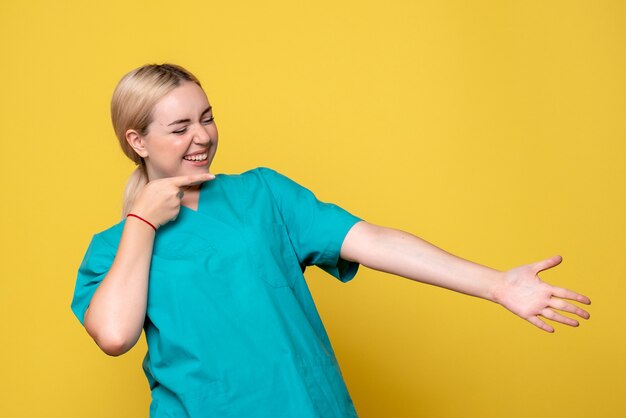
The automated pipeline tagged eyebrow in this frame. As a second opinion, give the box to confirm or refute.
[167,106,213,126]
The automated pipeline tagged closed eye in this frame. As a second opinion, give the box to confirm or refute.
[172,116,214,134]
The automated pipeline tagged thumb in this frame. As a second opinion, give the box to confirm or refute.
[531,255,563,274]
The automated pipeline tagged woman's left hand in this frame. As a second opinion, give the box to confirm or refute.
[492,255,591,332]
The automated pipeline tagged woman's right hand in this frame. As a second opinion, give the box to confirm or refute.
[129,172,215,228]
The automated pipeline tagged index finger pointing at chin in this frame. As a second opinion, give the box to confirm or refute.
[172,173,216,187]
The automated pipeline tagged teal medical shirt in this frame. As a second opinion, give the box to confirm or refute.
[71,167,363,418]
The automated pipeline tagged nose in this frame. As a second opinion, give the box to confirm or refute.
[192,123,211,145]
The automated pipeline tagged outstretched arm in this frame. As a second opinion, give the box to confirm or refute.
[340,221,591,332]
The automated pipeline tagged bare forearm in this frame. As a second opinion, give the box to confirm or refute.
[84,218,154,355]
[341,221,591,332]
[342,222,502,301]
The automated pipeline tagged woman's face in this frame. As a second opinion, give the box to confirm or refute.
[128,81,218,181]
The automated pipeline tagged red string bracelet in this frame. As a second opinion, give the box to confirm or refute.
[127,213,157,232]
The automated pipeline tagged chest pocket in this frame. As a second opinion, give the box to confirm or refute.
[244,222,303,288]
[147,241,226,310]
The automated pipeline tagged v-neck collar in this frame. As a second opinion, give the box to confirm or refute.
[180,173,218,214]
[173,174,245,233]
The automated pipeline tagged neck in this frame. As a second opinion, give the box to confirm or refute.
[181,188,200,211]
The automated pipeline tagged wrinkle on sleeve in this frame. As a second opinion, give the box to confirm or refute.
[257,167,364,282]
[71,234,116,325]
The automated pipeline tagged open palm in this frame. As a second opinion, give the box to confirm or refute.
[493,255,591,332]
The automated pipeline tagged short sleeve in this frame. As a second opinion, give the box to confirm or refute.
[70,234,116,325]
[257,167,364,282]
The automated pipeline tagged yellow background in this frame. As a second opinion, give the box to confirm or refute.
[1,1,624,417]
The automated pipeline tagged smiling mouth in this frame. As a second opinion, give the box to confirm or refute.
[183,152,208,161]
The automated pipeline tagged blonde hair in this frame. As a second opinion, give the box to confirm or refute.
[110,63,201,217]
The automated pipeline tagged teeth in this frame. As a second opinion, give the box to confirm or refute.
[184,152,208,161]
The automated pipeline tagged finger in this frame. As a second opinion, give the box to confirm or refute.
[532,255,563,274]
[552,286,591,305]
[171,172,216,187]
[549,297,591,319]
[527,315,555,333]
[541,308,579,327]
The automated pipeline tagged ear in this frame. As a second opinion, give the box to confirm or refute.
[126,129,149,158]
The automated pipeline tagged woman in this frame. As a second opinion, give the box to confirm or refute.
[71,63,591,417]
